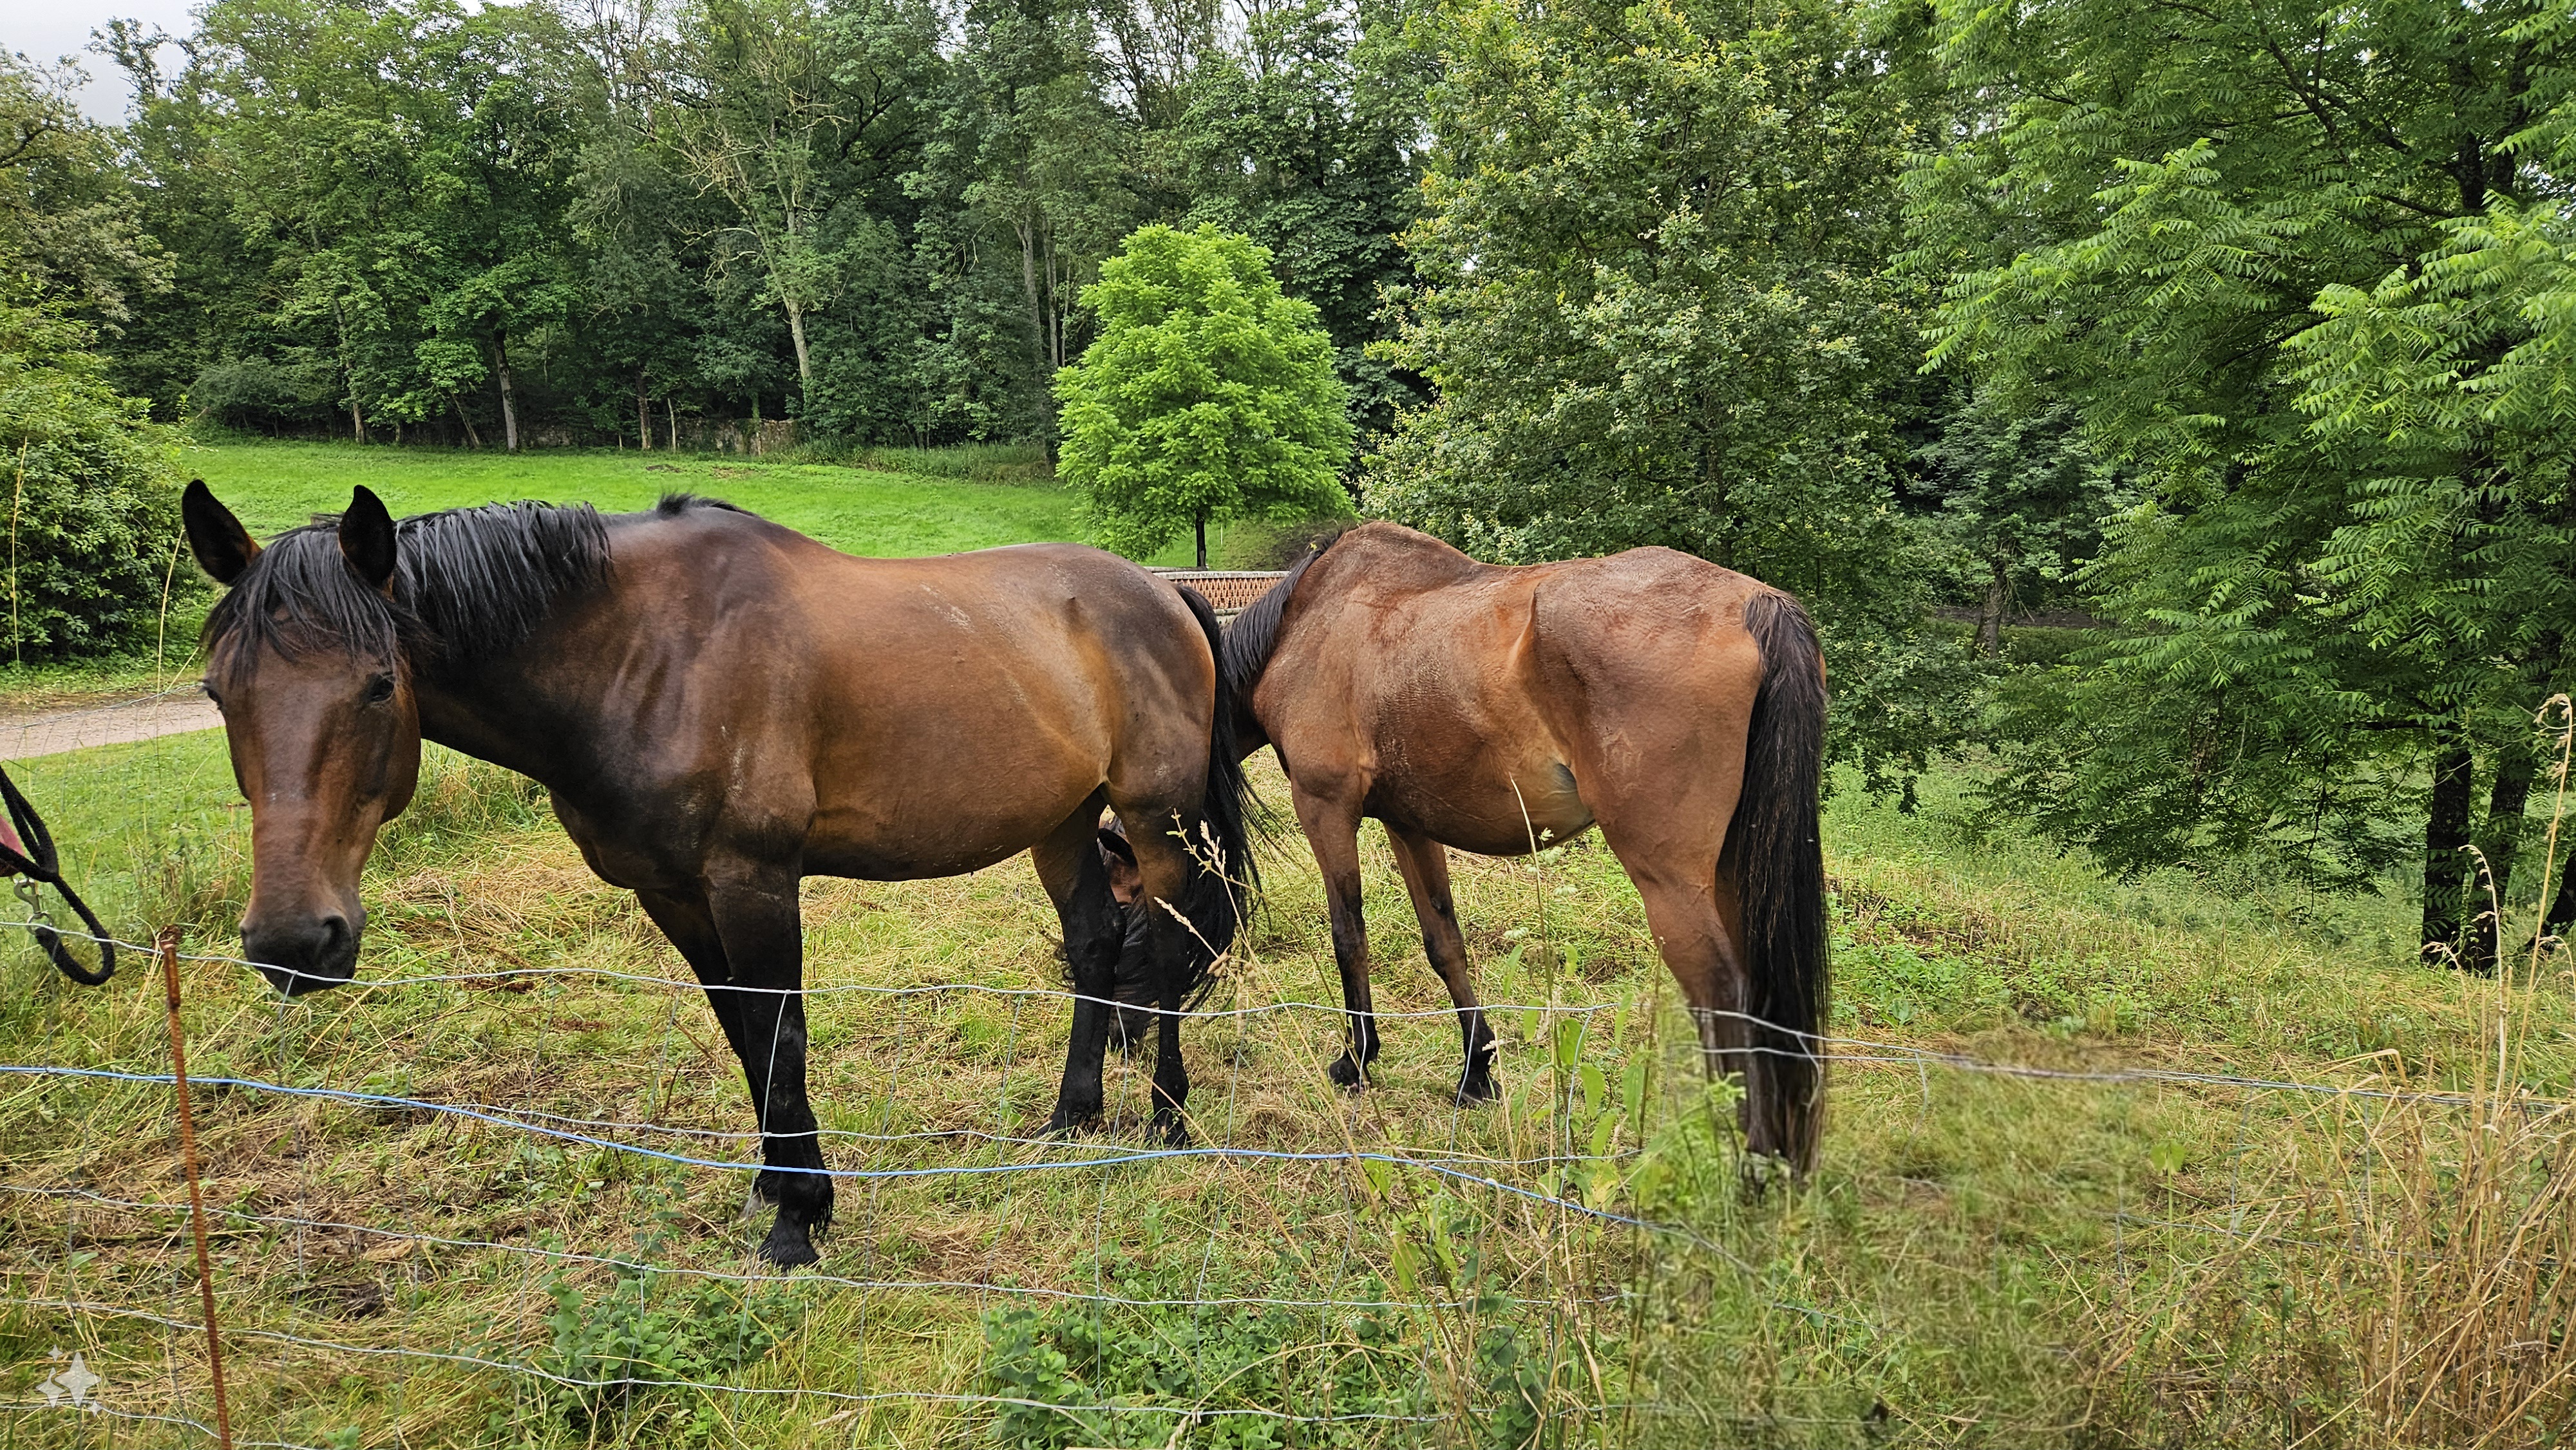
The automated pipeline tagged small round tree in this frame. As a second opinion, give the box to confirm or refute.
[1056,225,1352,567]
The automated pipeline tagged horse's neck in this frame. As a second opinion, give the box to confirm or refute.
[410,609,610,788]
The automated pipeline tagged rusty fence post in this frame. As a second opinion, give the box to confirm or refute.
[157,926,233,1450]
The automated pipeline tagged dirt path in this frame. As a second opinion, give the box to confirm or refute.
[0,692,221,762]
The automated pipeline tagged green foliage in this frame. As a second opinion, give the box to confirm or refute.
[1056,225,1352,561]
[1362,0,1967,792]
[0,293,190,661]
[980,1259,1426,1447]
[98,0,1430,455]
[538,1245,802,1440]
[977,1228,1568,1449]
[1910,0,2576,910]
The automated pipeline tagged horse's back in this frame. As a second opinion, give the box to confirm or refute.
[1258,523,1780,852]
[594,507,1213,880]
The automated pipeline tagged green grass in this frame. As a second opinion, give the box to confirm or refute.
[0,730,2566,1447]
[0,440,1323,711]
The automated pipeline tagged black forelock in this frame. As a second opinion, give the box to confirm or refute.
[203,500,611,680]
[1218,528,1348,699]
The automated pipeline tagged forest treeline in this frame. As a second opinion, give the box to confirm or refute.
[7,0,2576,956]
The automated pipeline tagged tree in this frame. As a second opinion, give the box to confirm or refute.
[1910,0,2574,957]
[1363,0,1967,793]
[1055,223,1350,565]
[1176,0,1428,440]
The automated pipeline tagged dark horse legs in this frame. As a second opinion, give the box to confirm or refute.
[637,878,832,1268]
[1386,825,1499,1102]
[1034,802,1128,1134]
[1034,799,1202,1144]
[1295,784,1499,1105]
[1291,787,1381,1089]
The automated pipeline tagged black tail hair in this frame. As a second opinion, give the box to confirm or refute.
[1730,592,1830,1171]
[1112,584,1260,1025]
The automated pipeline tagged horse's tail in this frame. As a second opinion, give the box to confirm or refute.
[1168,583,1258,1006]
[1728,592,1830,1171]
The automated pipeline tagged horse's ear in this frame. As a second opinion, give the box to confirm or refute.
[182,480,259,585]
[339,485,396,593]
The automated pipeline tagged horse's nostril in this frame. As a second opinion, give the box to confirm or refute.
[316,914,350,951]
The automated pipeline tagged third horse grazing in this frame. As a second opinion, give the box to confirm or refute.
[1221,522,1830,1172]
[181,482,1251,1266]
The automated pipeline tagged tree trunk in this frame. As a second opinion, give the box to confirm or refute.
[1017,212,1046,377]
[784,298,811,388]
[2467,745,2537,973]
[346,385,366,444]
[637,373,651,452]
[667,397,679,453]
[2542,847,2576,948]
[1976,562,2007,655]
[450,394,483,451]
[1195,511,1208,569]
[2421,735,2477,965]
[495,334,520,454]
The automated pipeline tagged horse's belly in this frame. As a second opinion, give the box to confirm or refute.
[802,794,1080,881]
[1373,759,1594,858]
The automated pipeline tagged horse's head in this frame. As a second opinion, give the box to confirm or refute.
[184,482,420,996]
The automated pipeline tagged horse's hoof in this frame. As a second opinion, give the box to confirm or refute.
[1327,1053,1367,1090]
[1151,1111,1191,1147]
[759,1222,820,1268]
[1045,1105,1097,1138]
[1455,1071,1499,1105]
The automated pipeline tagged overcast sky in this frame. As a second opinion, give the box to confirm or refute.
[7,0,202,120]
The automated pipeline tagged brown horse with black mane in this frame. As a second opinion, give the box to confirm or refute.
[181,482,1252,1266]
[1222,522,1830,1170]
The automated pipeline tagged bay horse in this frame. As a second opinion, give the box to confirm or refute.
[1222,523,1830,1169]
[180,482,1251,1266]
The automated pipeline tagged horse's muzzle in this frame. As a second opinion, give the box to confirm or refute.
[243,910,361,996]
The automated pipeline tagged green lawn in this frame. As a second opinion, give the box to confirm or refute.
[0,440,1298,710]
[184,440,1084,557]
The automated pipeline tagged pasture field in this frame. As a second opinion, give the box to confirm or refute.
[0,440,1289,711]
[0,710,2567,1447]
[0,442,2566,1445]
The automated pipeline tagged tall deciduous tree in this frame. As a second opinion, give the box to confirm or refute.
[1365,0,1965,791]
[1056,223,1350,564]
[1911,0,2574,957]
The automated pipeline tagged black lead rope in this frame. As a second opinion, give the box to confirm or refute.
[0,766,113,985]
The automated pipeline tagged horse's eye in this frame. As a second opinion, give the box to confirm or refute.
[200,683,222,710]
[364,674,396,705]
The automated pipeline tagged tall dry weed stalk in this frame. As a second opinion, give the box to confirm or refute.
[2339,695,2576,1445]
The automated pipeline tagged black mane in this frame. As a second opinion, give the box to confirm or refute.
[204,500,611,679]
[1219,529,1347,699]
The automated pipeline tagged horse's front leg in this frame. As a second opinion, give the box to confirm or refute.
[1387,825,1498,1103]
[1289,786,1379,1089]
[696,866,830,1267]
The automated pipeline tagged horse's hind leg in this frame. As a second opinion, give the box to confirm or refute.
[1386,825,1497,1102]
[1290,784,1380,1088]
[1615,852,1779,1154]
[1032,798,1125,1134]
[1113,808,1203,1142]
